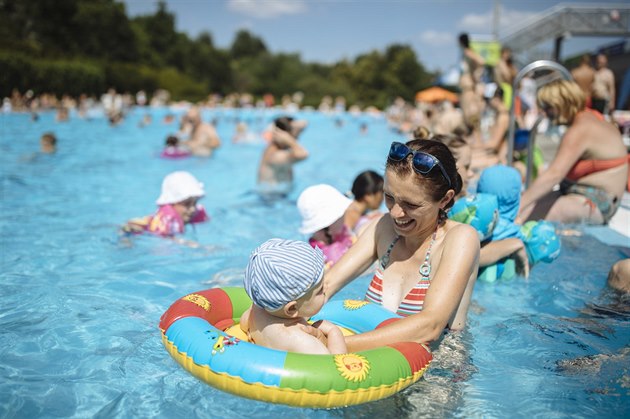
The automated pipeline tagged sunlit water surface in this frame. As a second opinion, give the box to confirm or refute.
[1,108,628,418]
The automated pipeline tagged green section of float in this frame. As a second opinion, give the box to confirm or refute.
[221,287,252,319]
[280,347,412,392]
[477,258,517,283]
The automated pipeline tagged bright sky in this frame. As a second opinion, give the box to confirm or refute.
[122,0,622,72]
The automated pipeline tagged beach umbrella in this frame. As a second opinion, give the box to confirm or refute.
[415,86,459,104]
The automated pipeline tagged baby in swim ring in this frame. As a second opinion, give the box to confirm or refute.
[298,184,355,268]
[240,238,347,355]
[122,171,209,238]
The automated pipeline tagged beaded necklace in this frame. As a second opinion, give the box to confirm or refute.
[419,223,439,279]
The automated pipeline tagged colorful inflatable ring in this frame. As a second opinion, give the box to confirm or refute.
[159,287,432,408]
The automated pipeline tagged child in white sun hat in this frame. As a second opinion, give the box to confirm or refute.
[240,238,347,354]
[297,184,355,268]
[123,171,209,237]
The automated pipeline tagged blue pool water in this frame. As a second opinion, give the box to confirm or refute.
[1,107,628,418]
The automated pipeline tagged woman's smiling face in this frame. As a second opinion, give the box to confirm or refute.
[383,170,441,236]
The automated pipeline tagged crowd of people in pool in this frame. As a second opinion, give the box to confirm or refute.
[7,38,629,355]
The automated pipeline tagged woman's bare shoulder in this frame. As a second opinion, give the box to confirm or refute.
[444,220,479,241]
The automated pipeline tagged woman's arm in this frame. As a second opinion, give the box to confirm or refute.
[464,48,485,67]
[324,214,381,299]
[519,122,586,215]
[343,223,480,351]
[484,111,509,153]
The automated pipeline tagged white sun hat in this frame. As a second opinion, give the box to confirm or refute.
[156,171,205,205]
[297,184,352,235]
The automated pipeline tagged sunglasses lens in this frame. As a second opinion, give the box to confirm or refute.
[412,152,435,174]
[389,142,409,161]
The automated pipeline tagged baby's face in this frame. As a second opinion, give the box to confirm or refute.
[173,197,199,222]
[295,279,326,318]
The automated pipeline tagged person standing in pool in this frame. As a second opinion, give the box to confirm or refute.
[240,238,347,355]
[181,107,221,157]
[257,116,309,197]
[322,138,480,350]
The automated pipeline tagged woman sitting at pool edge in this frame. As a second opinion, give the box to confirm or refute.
[518,79,628,225]
[320,139,480,351]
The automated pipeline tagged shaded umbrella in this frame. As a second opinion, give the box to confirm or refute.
[415,87,459,103]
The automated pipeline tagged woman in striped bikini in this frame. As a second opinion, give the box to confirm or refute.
[323,139,480,351]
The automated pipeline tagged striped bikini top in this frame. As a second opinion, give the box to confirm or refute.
[365,229,436,317]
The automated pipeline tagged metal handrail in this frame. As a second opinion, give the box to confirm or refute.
[506,60,572,188]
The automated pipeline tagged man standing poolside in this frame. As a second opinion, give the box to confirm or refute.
[592,53,616,115]
[257,116,309,198]
[182,106,221,157]
[571,55,595,107]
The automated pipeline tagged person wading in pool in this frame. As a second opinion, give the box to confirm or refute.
[257,116,309,198]
[181,106,221,157]
[313,138,479,350]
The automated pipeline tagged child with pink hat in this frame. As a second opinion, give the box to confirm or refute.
[123,171,209,237]
[297,184,355,268]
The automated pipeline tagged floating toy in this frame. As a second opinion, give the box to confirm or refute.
[159,287,432,408]
[520,220,561,264]
[161,147,191,159]
[450,197,561,282]
[448,193,499,241]
[478,220,561,283]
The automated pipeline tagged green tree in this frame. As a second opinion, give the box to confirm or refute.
[230,30,267,60]
[73,0,138,62]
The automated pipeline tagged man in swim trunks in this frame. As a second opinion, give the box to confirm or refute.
[257,116,309,197]
[182,106,221,157]
[571,55,595,107]
[592,53,615,115]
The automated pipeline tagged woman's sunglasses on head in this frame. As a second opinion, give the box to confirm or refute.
[388,142,452,188]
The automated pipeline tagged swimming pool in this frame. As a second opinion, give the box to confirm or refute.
[1,107,628,418]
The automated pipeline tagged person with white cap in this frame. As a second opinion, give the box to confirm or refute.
[297,184,355,268]
[122,171,209,238]
[239,238,347,355]
[257,116,309,198]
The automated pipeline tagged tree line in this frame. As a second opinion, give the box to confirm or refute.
[0,0,437,108]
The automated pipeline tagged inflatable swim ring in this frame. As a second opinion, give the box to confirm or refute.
[159,287,432,408]
[161,147,191,159]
